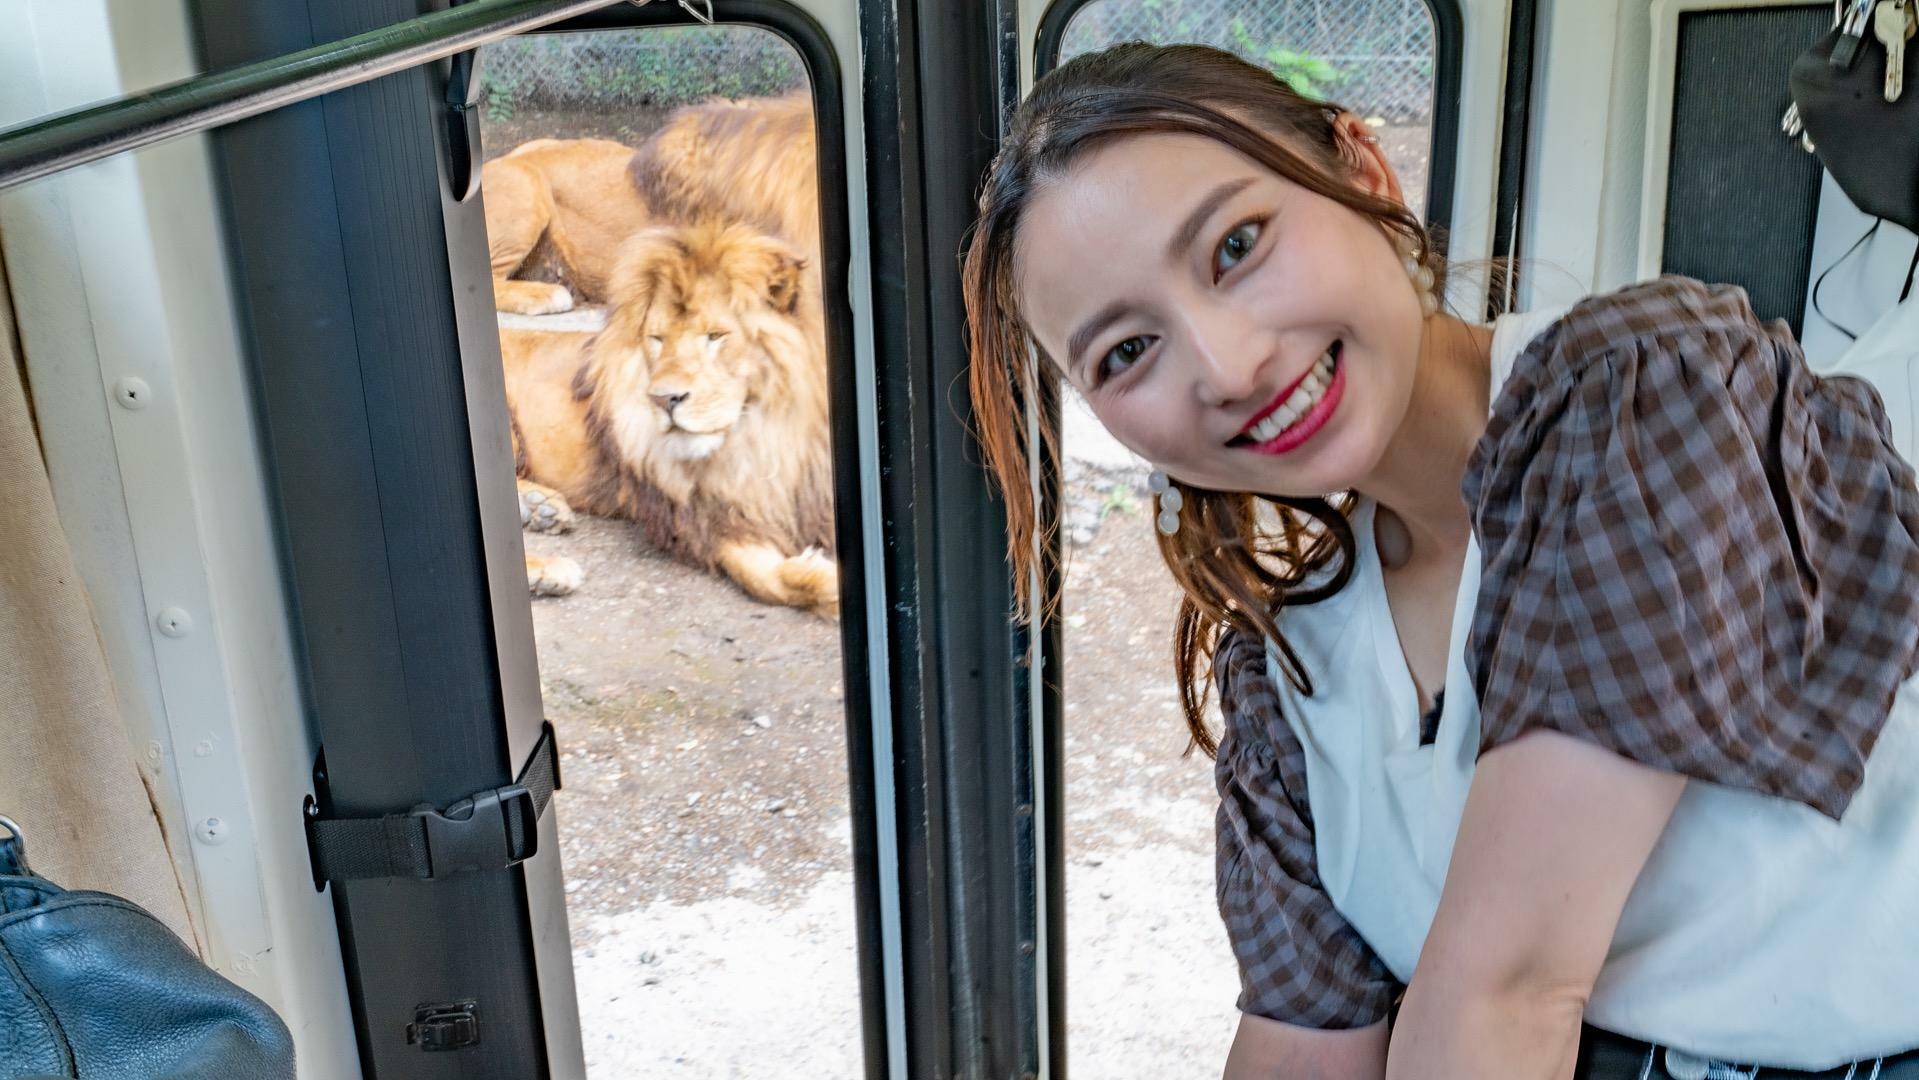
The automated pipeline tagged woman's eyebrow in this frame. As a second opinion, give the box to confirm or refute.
[1067,299,1128,372]
[1165,176,1255,261]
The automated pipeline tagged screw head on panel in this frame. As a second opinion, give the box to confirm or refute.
[112,377,153,410]
[154,607,193,638]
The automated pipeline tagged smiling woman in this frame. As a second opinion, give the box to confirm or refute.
[965,41,1919,1080]
[1013,128,1446,504]
[967,44,1456,735]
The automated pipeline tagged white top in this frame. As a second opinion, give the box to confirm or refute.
[1822,290,1918,466]
[1265,306,1919,1069]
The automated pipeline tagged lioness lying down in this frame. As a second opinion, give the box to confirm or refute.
[502,221,838,616]
[484,92,819,316]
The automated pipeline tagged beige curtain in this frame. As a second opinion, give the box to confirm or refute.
[0,241,199,951]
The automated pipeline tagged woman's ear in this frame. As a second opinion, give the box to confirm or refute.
[1333,112,1406,208]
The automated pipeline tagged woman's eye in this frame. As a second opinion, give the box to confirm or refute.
[1214,221,1262,279]
[1098,336,1152,382]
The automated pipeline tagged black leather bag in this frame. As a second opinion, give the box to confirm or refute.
[1790,9,1919,234]
[0,818,295,1080]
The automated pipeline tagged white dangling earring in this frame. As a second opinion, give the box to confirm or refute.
[1149,470,1183,536]
[1398,234,1440,317]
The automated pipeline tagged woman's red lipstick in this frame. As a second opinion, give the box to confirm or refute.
[1233,341,1344,456]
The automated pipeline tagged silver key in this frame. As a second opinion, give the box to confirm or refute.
[1781,103,1817,152]
[1876,0,1915,101]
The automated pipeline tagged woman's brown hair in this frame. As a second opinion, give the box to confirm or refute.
[961,42,1441,755]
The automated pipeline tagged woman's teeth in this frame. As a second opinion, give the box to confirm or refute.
[1243,346,1338,445]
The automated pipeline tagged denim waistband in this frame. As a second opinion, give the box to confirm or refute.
[1577,1027,1919,1080]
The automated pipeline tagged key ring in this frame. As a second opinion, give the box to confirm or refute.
[0,815,30,875]
[627,0,715,21]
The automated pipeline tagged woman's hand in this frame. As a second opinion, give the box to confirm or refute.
[1385,730,1686,1080]
[1224,1013,1389,1080]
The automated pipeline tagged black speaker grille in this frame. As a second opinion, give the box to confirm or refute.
[1662,4,1830,335]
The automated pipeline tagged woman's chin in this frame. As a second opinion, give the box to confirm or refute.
[1231,419,1370,499]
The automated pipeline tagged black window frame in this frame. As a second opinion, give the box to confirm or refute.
[10,0,1072,1074]
[1491,0,1540,317]
[856,0,1058,1076]
[530,7,889,1076]
[1020,2,1470,1075]
[190,1,876,1076]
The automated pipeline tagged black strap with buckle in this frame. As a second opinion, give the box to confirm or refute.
[304,722,561,888]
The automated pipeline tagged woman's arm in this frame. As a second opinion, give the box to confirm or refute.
[1384,730,1686,1080]
[1225,1013,1389,1080]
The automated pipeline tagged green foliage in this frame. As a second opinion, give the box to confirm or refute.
[1226,17,1344,101]
[1100,485,1138,519]
[1266,48,1344,100]
[483,64,522,122]
[1133,0,1213,41]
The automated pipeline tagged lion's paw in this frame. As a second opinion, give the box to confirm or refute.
[498,281,575,316]
[526,554,584,597]
[517,480,576,533]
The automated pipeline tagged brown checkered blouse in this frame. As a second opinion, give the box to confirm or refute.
[1214,277,1919,1028]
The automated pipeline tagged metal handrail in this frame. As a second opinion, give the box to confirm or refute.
[0,0,665,192]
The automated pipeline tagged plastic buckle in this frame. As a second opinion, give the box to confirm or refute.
[408,999,481,1051]
[412,783,536,879]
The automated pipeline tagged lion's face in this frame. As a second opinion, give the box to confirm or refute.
[638,290,764,460]
[580,221,813,467]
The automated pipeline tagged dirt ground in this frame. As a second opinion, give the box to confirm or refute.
[527,431,1243,1077]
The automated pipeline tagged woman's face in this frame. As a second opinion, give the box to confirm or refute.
[1014,128,1423,498]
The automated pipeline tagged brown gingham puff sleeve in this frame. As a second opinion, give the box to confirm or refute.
[1214,626,1403,1027]
[1463,276,1919,820]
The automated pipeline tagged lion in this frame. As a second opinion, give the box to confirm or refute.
[484,137,651,315]
[499,220,837,615]
[509,410,586,597]
[627,91,819,268]
[484,92,819,316]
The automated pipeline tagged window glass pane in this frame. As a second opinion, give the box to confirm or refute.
[1051,2,1439,1073]
[478,27,860,1076]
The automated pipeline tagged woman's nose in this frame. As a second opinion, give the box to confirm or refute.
[1186,311,1271,408]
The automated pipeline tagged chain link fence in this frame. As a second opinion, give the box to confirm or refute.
[1059,0,1437,122]
[476,3,1436,124]
[478,27,806,121]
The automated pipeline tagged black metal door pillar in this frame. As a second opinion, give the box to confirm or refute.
[190,2,580,1075]
[858,1,1064,1076]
